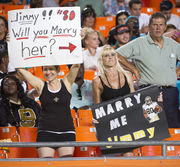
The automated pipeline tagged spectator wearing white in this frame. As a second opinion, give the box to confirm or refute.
[160,0,180,30]
[103,0,129,16]
[128,0,150,34]
[82,27,102,71]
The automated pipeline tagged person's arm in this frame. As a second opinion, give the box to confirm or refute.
[17,69,44,96]
[97,31,106,45]
[63,64,81,93]
[176,65,180,78]
[126,71,135,93]
[117,52,141,81]
[92,76,102,104]
[143,109,150,121]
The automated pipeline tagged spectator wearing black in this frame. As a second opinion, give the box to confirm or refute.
[29,0,43,8]
[0,16,8,54]
[0,51,9,80]
[107,10,130,46]
[81,5,106,46]
[0,75,40,127]
[125,15,140,41]
[113,24,131,49]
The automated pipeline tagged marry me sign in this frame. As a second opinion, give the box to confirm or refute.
[91,86,170,154]
[8,7,83,68]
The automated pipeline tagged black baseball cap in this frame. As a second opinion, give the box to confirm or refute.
[115,24,130,35]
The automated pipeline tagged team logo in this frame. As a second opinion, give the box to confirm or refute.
[142,96,162,123]
[53,97,59,103]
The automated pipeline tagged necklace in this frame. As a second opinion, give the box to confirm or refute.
[8,102,20,128]
[104,70,121,89]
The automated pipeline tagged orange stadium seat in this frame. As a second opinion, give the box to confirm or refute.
[78,109,93,127]
[71,109,78,127]
[0,127,19,159]
[75,126,97,142]
[4,4,30,14]
[95,16,115,38]
[172,8,180,17]
[16,127,38,158]
[164,128,180,156]
[141,128,180,156]
[0,127,19,142]
[84,70,98,80]
[0,14,8,20]
[74,126,101,157]
[0,4,3,15]
[141,7,158,15]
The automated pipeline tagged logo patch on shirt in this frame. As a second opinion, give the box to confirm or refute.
[54,97,59,103]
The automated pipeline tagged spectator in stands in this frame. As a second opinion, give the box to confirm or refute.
[59,0,76,6]
[70,64,94,109]
[165,24,180,42]
[107,10,130,46]
[75,0,104,17]
[82,27,101,71]
[43,0,59,7]
[128,0,150,34]
[0,16,16,73]
[176,0,180,7]
[116,12,180,128]
[81,5,106,45]
[0,0,13,3]
[18,64,80,158]
[0,75,40,127]
[113,24,131,49]
[125,15,142,40]
[160,0,180,30]
[0,51,28,94]
[115,10,130,26]
[92,45,135,156]
[29,0,42,8]
[0,51,9,80]
[103,0,129,16]
[0,16,8,54]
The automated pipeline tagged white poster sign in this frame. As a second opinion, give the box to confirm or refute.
[8,7,83,68]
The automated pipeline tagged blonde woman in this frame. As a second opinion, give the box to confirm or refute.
[92,44,134,104]
[82,27,102,71]
[92,45,135,156]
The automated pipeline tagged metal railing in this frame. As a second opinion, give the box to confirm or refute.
[0,141,180,161]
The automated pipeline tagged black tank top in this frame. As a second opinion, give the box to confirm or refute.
[99,75,130,102]
[38,80,74,132]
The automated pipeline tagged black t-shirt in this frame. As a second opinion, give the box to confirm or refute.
[0,99,41,127]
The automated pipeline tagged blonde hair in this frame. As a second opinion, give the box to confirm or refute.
[81,27,98,46]
[98,45,132,85]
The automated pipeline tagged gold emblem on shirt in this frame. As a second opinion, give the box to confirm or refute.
[54,97,59,102]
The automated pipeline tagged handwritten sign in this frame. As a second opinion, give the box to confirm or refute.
[8,7,83,68]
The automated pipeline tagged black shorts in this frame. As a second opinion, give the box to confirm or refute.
[36,131,76,142]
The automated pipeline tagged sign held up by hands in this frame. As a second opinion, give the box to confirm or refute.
[8,7,83,68]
